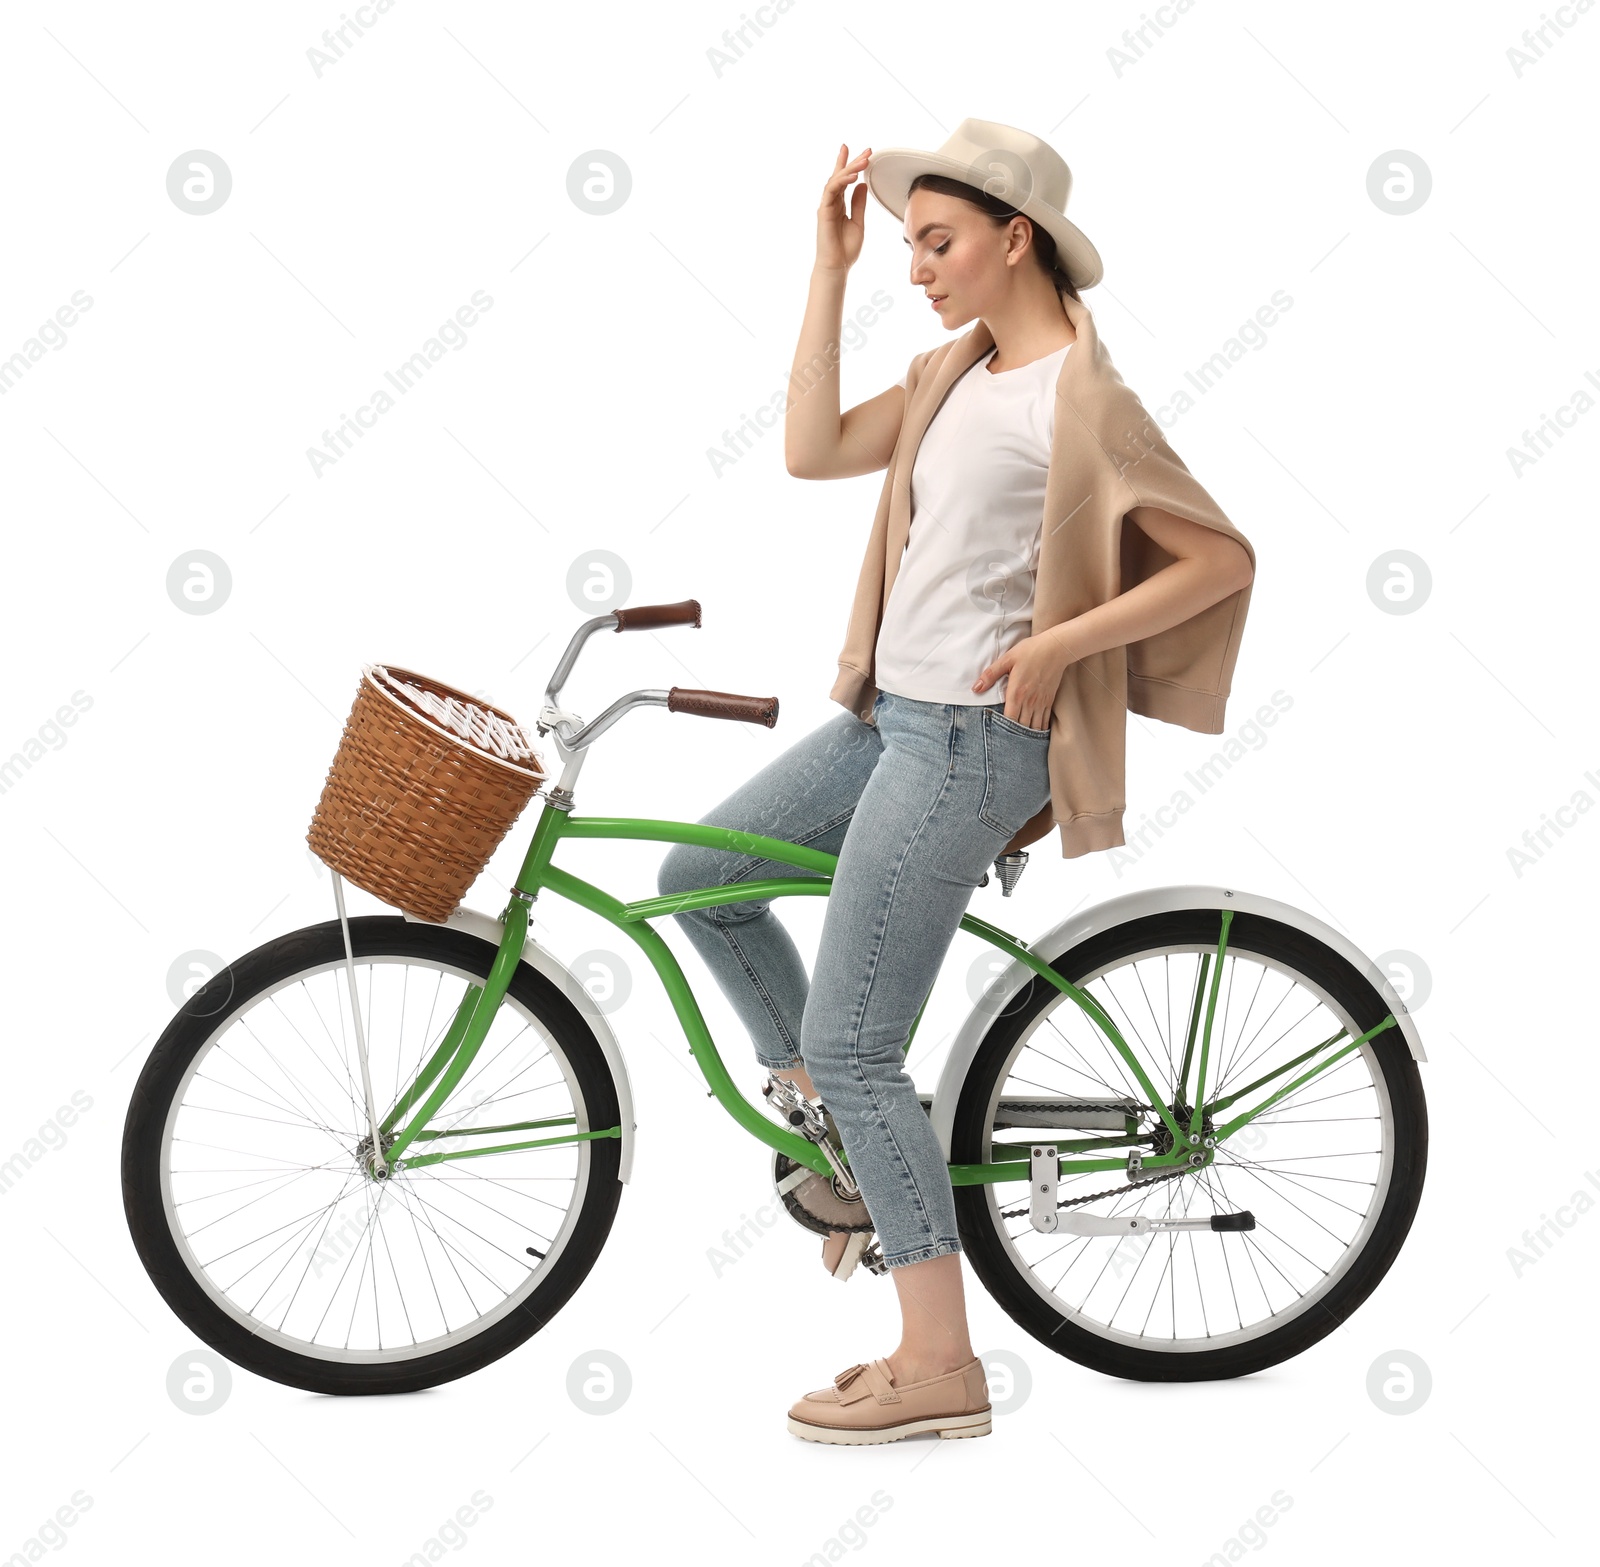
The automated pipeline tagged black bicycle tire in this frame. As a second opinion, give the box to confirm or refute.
[121,915,624,1396]
[952,908,1428,1382]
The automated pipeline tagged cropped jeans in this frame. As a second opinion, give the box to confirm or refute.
[656,689,1053,1270]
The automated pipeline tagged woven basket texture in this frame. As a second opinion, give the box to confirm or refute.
[307,665,544,922]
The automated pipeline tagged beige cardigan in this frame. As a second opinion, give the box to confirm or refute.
[829,290,1257,859]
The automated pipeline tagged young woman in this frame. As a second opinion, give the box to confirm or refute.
[658,121,1255,1444]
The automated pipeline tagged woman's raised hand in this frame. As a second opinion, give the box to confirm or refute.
[816,143,872,273]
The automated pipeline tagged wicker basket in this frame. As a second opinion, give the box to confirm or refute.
[307,664,546,922]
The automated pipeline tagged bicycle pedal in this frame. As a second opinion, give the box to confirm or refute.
[859,1237,888,1276]
[761,1074,831,1144]
[761,1076,858,1198]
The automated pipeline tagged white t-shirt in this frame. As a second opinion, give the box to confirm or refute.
[874,341,1070,707]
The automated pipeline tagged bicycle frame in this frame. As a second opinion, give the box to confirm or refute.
[369,800,1400,1189]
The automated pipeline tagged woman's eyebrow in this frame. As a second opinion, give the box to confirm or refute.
[902,223,950,245]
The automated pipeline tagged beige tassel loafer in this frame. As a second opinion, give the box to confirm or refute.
[787,1356,992,1444]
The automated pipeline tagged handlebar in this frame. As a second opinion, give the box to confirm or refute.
[667,688,778,727]
[539,601,780,750]
[612,598,702,633]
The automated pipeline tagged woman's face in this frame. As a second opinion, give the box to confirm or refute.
[902,188,1022,329]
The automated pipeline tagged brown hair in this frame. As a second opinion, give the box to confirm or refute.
[907,172,1082,301]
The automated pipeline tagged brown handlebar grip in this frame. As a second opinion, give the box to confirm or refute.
[612,599,703,632]
[666,688,779,728]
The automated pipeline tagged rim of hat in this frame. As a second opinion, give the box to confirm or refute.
[865,133,1104,291]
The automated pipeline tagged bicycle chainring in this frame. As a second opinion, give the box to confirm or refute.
[772,1151,876,1236]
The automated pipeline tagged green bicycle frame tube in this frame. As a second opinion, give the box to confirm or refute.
[368,800,1394,1189]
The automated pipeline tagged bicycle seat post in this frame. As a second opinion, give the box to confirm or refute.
[977,850,1029,897]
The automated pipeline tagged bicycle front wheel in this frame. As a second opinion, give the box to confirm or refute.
[122,915,624,1395]
[952,907,1427,1381]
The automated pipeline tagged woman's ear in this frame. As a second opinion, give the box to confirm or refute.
[1008,217,1032,265]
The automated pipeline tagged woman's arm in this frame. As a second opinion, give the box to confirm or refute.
[1042,505,1254,663]
[784,264,905,478]
[972,505,1254,728]
[784,145,905,480]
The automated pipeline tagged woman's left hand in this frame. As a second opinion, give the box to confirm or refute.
[972,626,1076,730]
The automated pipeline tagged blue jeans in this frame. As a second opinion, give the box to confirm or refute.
[656,689,1052,1269]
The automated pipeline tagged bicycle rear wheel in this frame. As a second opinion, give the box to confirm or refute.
[953,908,1427,1381]
[122,915,623,1395]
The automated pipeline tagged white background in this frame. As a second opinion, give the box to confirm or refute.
[1,0,1595,1560]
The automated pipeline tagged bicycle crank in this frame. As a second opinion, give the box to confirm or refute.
[762,1075,881,1244]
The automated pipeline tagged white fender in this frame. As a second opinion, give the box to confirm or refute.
[403,905,637,1182]
[928,883,1425,1163]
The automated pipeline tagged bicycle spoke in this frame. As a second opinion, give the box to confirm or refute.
[1024,1024,1131,1099]
[1207,1162,1275,1311]
[1216,1157,1345,1267]
[266,989,364,1132]
[1211,958,1270,1098]
[431,1023,538,1122]
[1062,996,1148,1104]
[381,1178,512,1303]
[157,948,595,1362]
[1205,957,1239,1117]
[234,1014,352,1139]
[1213,1146,1376,1223]
[1213,996,1330,1103]
[172,1136,338,1171]
[376,1202,417,1348]
[1211,975,1304,1099]
[983,936,1396,1352]
[230,1171,366,1305]
[312,1185,387,1345]
[1091,973,1172,1096]
[1128,958,1181,1087]
[1250,1080,1374,1116]
[198,1191,359,1275]
[404,1166,555,1269]
[414,1152,574,1222]
[173,1158,346,1208]
[342,1186,387,1351]
[176,1102,338,1135]
[182,1157,348,1237]
[1195,1163,1245,1332]
[190,1070,344,1132]
[395,1172,453,1332]
[201,1044,348,1150]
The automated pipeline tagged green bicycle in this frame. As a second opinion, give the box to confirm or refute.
[121,601,1428,1395]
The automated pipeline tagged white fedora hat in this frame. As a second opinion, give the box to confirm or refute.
[866,117,1103,290]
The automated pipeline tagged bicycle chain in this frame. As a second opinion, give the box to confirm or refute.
[995,1101,1196,1221]
[781,1093,1196,1226]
